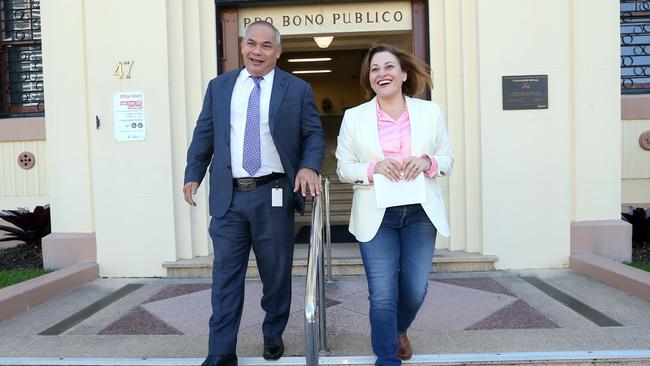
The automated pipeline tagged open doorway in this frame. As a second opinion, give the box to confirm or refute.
[275,33,413,243]
[278,32,413,177]
[227,28,415,242]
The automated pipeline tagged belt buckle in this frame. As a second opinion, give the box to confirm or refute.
[238,178,256,191]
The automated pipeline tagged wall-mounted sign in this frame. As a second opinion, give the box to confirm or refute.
[113,60,134,79]
[113,92,145,141]
[502,75,548,110]
[238,1,411,36]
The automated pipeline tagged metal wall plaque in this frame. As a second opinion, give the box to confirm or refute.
[502,75,548,110]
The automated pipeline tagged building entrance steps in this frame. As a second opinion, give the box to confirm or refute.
[162,247,498,277]
[2,351,650,366]
[0,270,648,365]
[296,175,353,226]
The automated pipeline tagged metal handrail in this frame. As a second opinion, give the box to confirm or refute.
[304,177,330,366]
[324,177,333,282]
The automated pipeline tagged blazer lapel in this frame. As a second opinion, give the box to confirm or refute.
[218,69,240,131]
[360,97,385,161]
[406,96,424,156]
[269,68,288,136]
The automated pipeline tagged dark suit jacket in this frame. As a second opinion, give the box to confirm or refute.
[184,67,325,217]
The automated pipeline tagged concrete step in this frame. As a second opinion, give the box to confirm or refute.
[300,192,352,204]
[302,199,352,208]
[302,206,352,216]
[295,214,350,225]
[4,350,650,365]
[298,178,353,220]
[163,247,498,278]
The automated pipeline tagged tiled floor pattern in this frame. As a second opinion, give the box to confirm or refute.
[98,277,557,336]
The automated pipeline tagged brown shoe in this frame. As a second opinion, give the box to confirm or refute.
[397,333,412,360]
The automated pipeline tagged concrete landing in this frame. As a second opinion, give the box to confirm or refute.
[0,270,648,365]
[163,247,498,277]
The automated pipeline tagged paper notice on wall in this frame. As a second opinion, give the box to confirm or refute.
[113,92,145,141]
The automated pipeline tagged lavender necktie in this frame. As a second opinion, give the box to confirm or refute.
[243,76,263,176]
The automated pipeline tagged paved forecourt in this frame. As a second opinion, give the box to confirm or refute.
[0,269,649,364]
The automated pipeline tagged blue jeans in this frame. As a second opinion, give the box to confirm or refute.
[359,204,437,366]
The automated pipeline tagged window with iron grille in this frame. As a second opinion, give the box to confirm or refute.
[621,0,650,94]
[0,0,42,118]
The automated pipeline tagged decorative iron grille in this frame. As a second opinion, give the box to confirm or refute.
[621,0,650,94]
[0,0,43,117]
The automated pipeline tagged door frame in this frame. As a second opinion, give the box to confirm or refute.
[216,0,430,98]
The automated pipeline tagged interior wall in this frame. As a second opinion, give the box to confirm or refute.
[312,79,364,175]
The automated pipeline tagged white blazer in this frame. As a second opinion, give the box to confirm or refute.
[335,96,453,242]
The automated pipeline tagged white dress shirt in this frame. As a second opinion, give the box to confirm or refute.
[230,68,284,178]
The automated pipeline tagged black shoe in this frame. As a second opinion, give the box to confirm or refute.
[201,354,237,366]
[263,336,284,360]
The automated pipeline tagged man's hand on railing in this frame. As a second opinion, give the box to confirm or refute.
[295,168,322,197]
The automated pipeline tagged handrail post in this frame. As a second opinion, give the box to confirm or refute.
[318,187,328,354]
[304,195,321,366]
[304,180,329,365]
[324,177,333,283]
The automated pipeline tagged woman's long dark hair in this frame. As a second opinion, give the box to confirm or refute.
[360,44,433,99]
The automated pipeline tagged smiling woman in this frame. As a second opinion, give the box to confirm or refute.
[335,43,452,366]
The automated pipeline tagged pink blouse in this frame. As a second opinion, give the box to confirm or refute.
[367,102,438,182]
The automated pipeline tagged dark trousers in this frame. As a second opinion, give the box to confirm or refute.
[207,176,295,356]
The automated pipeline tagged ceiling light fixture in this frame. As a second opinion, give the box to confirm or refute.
[313,36,334,48]
[292,70,333,74]
[288,57,333,63]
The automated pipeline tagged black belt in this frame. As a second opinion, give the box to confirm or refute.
[233,173,284,191]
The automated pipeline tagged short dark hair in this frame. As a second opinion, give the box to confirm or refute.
[360,44,432,99]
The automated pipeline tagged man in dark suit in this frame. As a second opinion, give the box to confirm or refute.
[183,21,325,366]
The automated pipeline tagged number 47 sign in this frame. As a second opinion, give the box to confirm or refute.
[113,60,134,79]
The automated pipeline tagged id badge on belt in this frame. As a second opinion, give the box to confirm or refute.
[272,185,283,207]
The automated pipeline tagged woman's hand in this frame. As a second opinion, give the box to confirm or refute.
[374,158,402,182]
[402,156,431,181]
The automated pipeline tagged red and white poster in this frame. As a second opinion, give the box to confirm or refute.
[113,91,146,141]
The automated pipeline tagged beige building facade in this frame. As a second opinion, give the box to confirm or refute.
[0,0,644,277]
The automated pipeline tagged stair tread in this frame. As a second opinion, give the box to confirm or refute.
[163,249,498,267]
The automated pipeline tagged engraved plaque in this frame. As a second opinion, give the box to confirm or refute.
[502,75,548,110]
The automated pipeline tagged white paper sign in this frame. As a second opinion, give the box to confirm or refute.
[113,91,145,141]
[373,173,427,209]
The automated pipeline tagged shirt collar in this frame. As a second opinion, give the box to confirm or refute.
[239,68,275,84]
[375,100,408,122]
